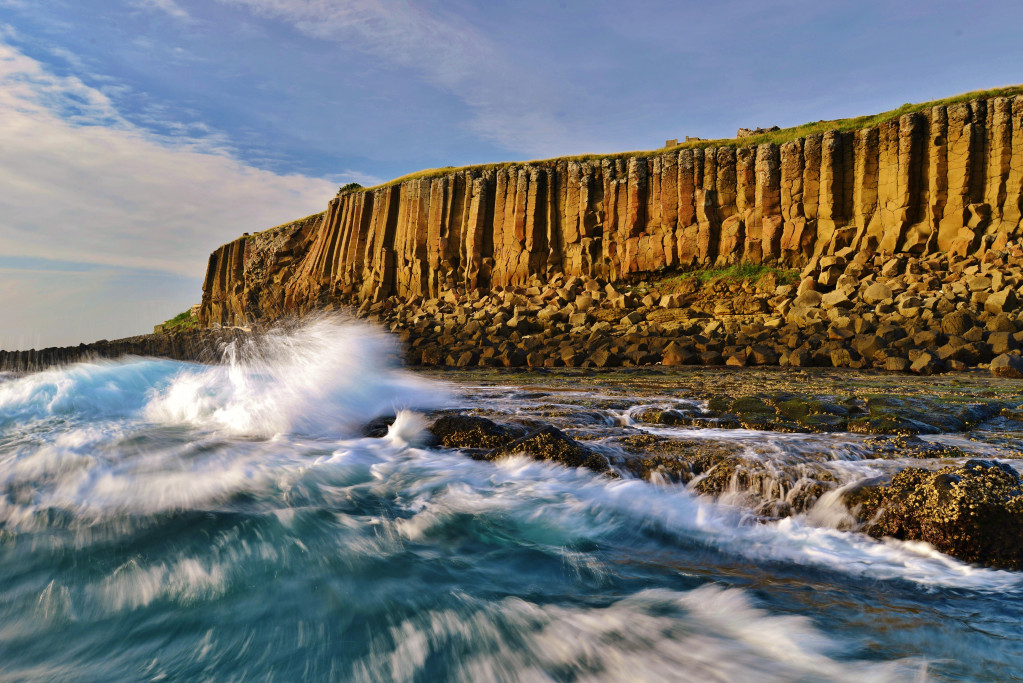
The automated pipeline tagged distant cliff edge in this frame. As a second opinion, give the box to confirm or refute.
[200,91,1023,327]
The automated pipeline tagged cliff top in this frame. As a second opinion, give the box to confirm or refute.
[353,84,1023,193]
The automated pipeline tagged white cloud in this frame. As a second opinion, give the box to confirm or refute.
[217,0,580,156]
[128,0,192,21]
[0,40,335,276]
[0,39,339,347]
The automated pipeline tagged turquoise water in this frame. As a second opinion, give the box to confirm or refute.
[1,321,1021,682]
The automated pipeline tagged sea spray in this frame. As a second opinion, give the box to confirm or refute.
[144,315,450,437]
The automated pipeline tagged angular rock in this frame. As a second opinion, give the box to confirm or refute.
[861,282,893,305]
[985,288,1019,315]
[821,290,853,309]
[990,353,1023,378]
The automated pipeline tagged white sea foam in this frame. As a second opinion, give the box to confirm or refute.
[96,557,228,611]
[353,584,926,682]
[0,357,181,425]
[145,317,449,438]
[0,317,447,440]
[0,318,451,523]
[385,410,433,448]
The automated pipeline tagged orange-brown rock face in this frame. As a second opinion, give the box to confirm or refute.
[201,95,1023,326]
[198,213,322,327]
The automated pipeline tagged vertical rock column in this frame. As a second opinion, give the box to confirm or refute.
[753,144,782,264]
[1003,97,1023,234]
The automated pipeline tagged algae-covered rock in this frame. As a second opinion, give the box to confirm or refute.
[729,396,775,419]
[775,396,852,431]
[617,433,738,482]
[634,408,694,426]
[851,459,1023,569]
[430,415,524,449]
[862,435,970,460]
[848,414,937,435]
[710,394,853,432]
[848,396,1003,435]
[483,425,611,473]
[710,395,802,431]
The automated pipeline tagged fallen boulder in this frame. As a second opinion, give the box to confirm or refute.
[990,353,1023,379]
[849,460,1023,569]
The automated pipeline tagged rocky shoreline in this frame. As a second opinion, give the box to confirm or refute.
[9,240,1023,378]
[402,366,1023,570]
[6,242,1023,571]
[350,240,1023,378]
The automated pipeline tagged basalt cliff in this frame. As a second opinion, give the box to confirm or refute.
[200,94,1023,327]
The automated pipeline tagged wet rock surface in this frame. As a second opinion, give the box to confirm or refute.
[416,367,1023,569]
[849,460,1023,570]
[428,415,525,449]
[482,426,612,473]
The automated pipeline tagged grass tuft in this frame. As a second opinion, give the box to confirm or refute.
[680,263,801,285]
[161,310,196,332]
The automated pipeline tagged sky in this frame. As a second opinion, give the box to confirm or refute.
[1,0,1022,349]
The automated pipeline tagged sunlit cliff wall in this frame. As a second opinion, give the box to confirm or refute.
[200,95,1023,326]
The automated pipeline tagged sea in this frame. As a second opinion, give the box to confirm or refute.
[1,318,1021,682]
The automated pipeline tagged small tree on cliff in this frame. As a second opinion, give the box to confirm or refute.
[338,182,363,194]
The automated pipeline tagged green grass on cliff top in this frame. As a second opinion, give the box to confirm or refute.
[161,310,195,332]
[355,84,1023,193]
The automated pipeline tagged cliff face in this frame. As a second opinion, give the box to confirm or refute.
[200,95,1023,327]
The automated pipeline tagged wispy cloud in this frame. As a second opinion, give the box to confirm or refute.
[127,0,192,21]
[216,0,581,156]
[0,38,339,346]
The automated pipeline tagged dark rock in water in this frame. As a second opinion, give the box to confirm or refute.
[361,414,396,438]
[483,426,611,473]
[691,456,838,518]
[849,459,1023,569]
[864,435,970,460]
[429,415,524,449]
[616,433,837,516]
[617,433,739,482]
[634,408,695,426]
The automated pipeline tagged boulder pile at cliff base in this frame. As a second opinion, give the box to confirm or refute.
[354,239,1023,377]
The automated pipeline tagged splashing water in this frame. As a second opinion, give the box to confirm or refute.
[1,318,1020,681]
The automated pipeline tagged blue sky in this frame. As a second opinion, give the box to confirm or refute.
[1,0,1022,348]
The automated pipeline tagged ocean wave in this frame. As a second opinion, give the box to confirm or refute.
[352,585,925,682]
[144,317,449,438]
